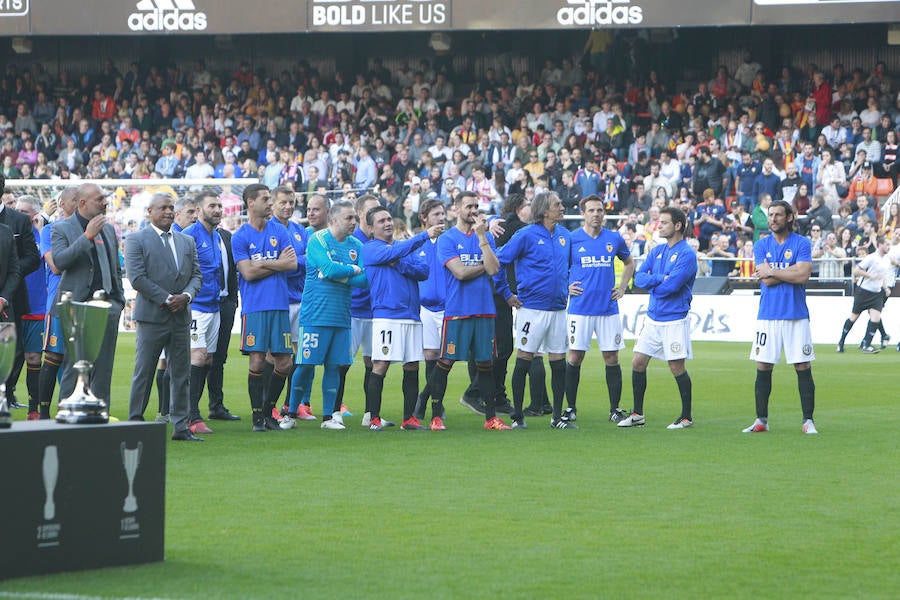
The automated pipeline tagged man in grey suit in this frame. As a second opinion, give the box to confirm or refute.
[50,183,126,407]
[0,222,20,322]
[125,193,202,441]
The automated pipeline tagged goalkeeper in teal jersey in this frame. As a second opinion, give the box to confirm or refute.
[283,200,368,430]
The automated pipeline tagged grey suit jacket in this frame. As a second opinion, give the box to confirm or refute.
[0,223,20,318]
[50,213,125,315]
[124,225,201,325]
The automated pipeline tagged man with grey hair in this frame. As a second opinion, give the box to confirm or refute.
[126,193,203,440]
[494,191,574,429]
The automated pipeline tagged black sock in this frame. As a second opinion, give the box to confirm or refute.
[367,372,385,418]
[420,359,436,403]
[529,355,548,408]
[797,368,815,421]
[674,371,692,420]
[157,368,170,414]
[402,369,418,420]
[428,361,451,403]
[189,364,209,421]
[838,318,854,345]
[877,320,887,338]
[476,364,496,420]
[265,369,288,415]
[281,363,296,408]
[38,356,61,418]
[565,362,581,410]
[206,361,224,411]
[754,369,772,419]
[248,370,264,424]
[336,364,350,406]
[511,357,531,419]
[632,370,647,415]
[605,364,622,411]
[863,321,879,347]
[261,361,275,402]
[549,359,566,420]
[26,365,40,412]
[362,365,372,412]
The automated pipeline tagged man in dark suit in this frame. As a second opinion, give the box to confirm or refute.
[50,183,125,407]
[0,222,20,323]
[125,193,202,441]
[206,216,241,421]
[0,173,41,407]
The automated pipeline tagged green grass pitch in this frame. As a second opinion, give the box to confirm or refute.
[2,335,897,599]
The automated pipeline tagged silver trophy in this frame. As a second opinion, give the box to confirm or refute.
[0,321,15,428]
[121,442,143,513]
[55,291,112,424]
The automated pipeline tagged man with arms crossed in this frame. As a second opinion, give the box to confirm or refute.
[231,184,297,432]
[363,206,442,430]
[619,207,697,429]
[566,195,635,424]
[282,200,367,430]
[745,200,818,434]
[494,192,574,429]
[423,191,510,430]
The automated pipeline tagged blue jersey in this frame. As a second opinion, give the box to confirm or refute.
[232,219,293,315]
[365,231,429,320]
[568,227,630,316]
[697,203,726,239]
[736,161,762,197]
[182,222,225,313]
[634,239,697,322]
[40,225,59,314]
[575,168,602,197]
[438,227,497,319]
[281,219,308,304]
[299,228,367,328]
[754,232,811,320]
[495,223,571,312]
[417,238,444,312]
[23,226,46,318]
[350,227,374,319]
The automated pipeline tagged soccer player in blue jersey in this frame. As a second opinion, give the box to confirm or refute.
[566,195,635,424]
[231,183,297,432]
[412,198,448,422]
[619,206,698,429]
[181,192,228,435]
[495,191,574,429]
[745,199,818,434]
[269,186,308,421]
[345,194,381,426]
[425,191,510,430]
[283,200,367,430]
[37,188,78,419]
[14,196,47,420]
[364,206,443,430]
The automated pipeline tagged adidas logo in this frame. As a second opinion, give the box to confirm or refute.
[537,240,545,245]
[128,0,208,31]
[578,246,586,253]
[249,243,256,249]
[457,244,464,250]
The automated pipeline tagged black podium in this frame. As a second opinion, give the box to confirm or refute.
[0,420,166,580]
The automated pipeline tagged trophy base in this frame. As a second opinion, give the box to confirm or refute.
[56,399,109,424]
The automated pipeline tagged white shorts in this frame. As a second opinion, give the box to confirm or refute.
[371,318,424,364]
[515,307,568,355]
[351,317,373,358]
[420,306,444,351]
[190,310,221,353]
[633,316,692,362]
[568,314,625,352]
[289,302,301,344]
[750,319,815,365]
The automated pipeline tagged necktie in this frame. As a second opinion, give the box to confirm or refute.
[161,231,178,269]
[95,230,112,294]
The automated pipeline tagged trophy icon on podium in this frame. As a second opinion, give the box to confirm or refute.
[0,322,15,428]
[121,442,143,513]
[55,291,112,424]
